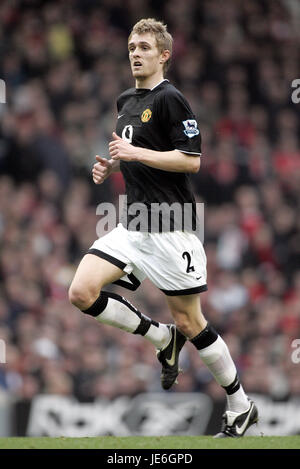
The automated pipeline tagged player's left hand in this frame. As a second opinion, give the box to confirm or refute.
[109,132,139,162]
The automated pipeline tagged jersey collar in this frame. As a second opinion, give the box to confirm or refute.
[150,79,169,91]
[135,79,169,93]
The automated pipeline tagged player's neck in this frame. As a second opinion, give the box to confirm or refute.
[135,73,165,90]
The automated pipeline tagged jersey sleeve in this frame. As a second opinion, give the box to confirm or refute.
[155,88,202,156]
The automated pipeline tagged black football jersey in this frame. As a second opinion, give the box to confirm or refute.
[115,79,202,232]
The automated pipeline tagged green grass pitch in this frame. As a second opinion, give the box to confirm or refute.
[0,436,299,449]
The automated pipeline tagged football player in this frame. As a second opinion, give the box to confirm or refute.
[69,18,258,438]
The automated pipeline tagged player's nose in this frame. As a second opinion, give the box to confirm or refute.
[132,49,141,58]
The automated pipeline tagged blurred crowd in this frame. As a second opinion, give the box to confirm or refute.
[0,0,300,406]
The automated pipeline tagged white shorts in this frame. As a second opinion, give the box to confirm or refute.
[88,224,207,296]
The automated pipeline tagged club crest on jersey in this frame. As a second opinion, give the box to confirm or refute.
[141,108,152,122]
[182,119,199,138]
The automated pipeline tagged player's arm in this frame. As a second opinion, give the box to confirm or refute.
[109,133,200,173]
[134,147,200,173]
[92,155,120,184]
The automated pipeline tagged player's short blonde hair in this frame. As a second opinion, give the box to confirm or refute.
[128,18,173,74]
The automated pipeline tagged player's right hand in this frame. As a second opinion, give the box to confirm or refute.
[92,156,112,184]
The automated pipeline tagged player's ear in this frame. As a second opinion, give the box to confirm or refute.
[160,49,170,64]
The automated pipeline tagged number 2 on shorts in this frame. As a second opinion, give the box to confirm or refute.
[182,251,195,273]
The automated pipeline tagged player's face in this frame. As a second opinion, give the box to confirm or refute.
[128,33,165,80]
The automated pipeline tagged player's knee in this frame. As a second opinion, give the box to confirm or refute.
[68,285,86,309]
[68,284,100,311]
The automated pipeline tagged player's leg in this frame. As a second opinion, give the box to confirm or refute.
[166,293,248,405]
[156,293,206,390]
[68,253,171,350]
[166,293,258,437]
[69,253,124,310]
